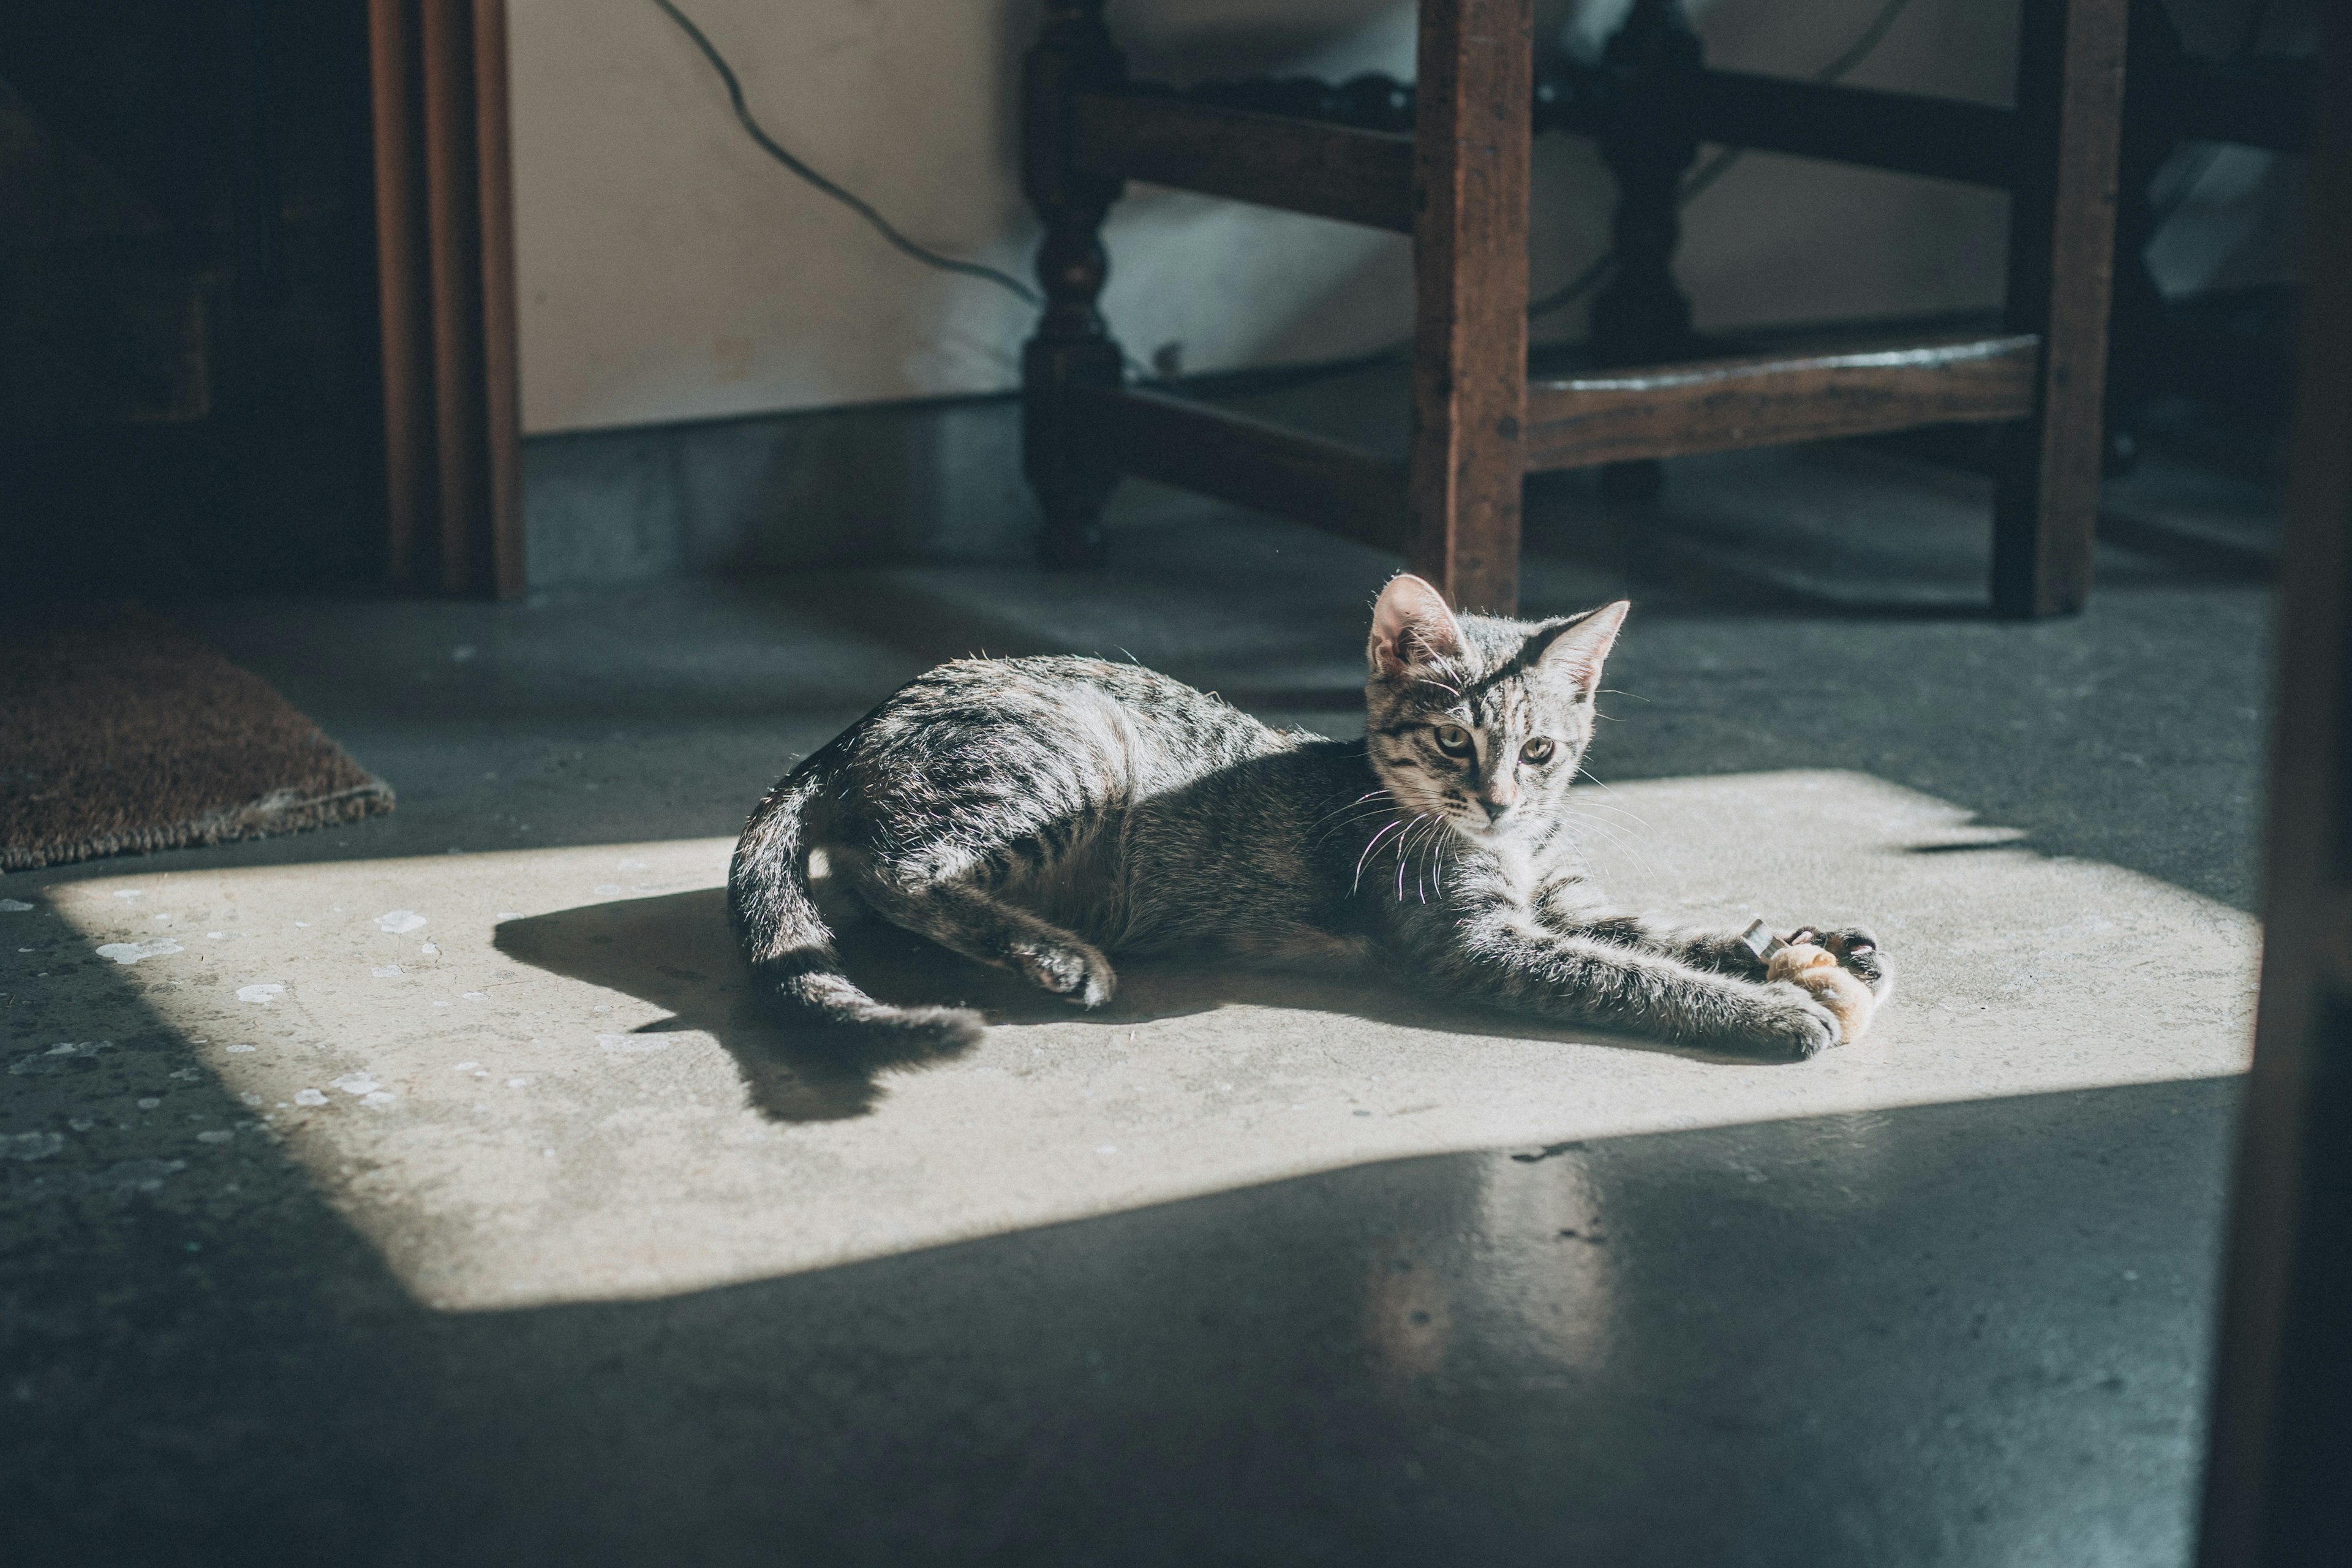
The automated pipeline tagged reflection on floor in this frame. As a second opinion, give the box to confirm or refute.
[1,439,2272,1563]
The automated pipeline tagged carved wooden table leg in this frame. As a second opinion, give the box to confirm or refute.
[1020,0,1127,568]
[1589,0,1703,505]
[1410,0,1533,616]
[1993,0,2127,617]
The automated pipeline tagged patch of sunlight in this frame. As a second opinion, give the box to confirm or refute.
[39,770,2253,1313]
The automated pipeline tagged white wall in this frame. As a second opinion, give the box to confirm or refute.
[510,0,2177,437]
[513,0,1458,433]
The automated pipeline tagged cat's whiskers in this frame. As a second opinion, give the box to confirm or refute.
[1308,791,1398,846]
[1412,813,1449,903]
[1396,812,1438,902]
[1313,801,1408,848]
[1307,789,1393,834]
[1559,806,1640,846]
[1560,799,1657,856]
[1558,810,1664,883]
[1566,794,1654,831]
[1351,817,1409,893]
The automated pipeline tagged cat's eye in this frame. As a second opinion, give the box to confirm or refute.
[1520,737,1555,764]
[1432,724,1473,756]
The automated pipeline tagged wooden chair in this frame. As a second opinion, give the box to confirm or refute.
[1019,0,2127,618]
[2106,0,2314,458]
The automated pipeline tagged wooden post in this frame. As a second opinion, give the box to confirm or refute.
[1991,0,2127,618]
[369,0,432,589]
[420,0,488,597]
[1020,0,1128,568]
[473,0,525,601]
[1409,0,1533,615]
[368,0,524,599]
[2196,9,2352,1560]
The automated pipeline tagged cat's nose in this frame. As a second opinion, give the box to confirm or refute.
[1479,797,1513,823]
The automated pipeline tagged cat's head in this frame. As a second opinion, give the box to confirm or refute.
[1362,574,1629,845]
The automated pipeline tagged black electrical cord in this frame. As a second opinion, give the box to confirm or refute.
[649,0,1043,309]
[654,0,1920,374]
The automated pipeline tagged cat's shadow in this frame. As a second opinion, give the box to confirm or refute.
[495,888,1744,1124]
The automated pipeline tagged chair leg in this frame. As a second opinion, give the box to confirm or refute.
[1992,0,2128,617]
[1590,0,1702,370]
[1020,1,1126,568]
[1589,0,1703,504]
[1409,0,1533,616]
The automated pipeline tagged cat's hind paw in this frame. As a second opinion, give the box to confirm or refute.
[1010,938,1118,1009]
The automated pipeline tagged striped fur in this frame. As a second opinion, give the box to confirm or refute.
[730,575,1890,1060]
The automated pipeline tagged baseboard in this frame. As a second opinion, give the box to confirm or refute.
[521,391,1036,590]
[516,349,1423,591]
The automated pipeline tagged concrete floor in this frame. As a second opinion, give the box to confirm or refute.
[1,439,2273,1564]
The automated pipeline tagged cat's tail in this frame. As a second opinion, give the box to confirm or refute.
[728,764,988,1053]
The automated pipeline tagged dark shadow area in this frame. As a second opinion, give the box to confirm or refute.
[492,888,1001,1123]
[0,2,385,605]
[1,906,2244,1566]
[492,888,1746,1125]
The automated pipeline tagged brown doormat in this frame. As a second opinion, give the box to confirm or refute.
[1,604,394,872]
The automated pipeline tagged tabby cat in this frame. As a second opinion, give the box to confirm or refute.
[731,574,1890,1059]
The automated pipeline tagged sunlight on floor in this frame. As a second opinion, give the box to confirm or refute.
[40,769,2255,1313]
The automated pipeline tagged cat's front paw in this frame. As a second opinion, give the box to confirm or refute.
[1747,983,1842,1061]
[1766,944,1877,1044]
[1819,926,1893,999]
[1783,925,1893,998]
[1009,938,1117,1008]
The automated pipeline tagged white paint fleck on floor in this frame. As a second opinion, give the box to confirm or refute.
[96,938,183,965]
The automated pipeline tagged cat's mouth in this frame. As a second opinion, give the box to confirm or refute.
[1384,794,1518,845]
[1442,811,1511,843]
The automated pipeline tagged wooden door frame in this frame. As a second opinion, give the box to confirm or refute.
[2196,4,2352,1561]
[368,0,524,600]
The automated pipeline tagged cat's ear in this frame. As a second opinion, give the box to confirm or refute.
[1368,574,1466,678]
[1536,600,1630,693]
